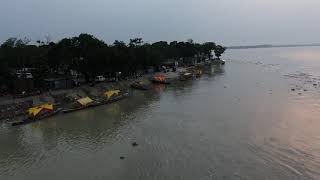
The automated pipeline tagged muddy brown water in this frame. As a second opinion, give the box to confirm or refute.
[1,47,320,180]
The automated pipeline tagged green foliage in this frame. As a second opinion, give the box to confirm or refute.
[0,34,226,83]
[214,45,226,59]
[0,38,17,48]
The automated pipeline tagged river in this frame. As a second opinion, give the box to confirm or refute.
[1,47,320,180]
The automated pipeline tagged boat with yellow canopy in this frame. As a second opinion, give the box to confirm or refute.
[63,97,99,113]
[104,90,121,99]
[101,90,129,104]
[63,91,129,113]
[12,103,62,126]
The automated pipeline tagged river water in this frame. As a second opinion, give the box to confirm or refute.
[1,47,320,180]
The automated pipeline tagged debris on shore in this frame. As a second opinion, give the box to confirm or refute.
[0,100,33,121]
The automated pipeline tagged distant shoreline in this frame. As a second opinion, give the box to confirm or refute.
[228,44,320,49]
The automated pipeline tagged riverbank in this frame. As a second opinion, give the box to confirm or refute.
[0,68,184,123]
[2,47,320,179]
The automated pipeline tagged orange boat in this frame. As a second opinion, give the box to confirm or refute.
[151,74,170,84]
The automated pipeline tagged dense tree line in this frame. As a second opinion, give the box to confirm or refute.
[0,33,226,83]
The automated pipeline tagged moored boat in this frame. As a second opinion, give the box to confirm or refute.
[102,90,130,104]
[63,97,99,113]
[151,74,171,84]
[151,79,171,84]
[12,104,62,126]
[63,91,130,113]
[62,102,101,113]
[179,72,193,81]
[131,81,150,90]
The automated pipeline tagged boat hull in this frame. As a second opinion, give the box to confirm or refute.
[63,93,129,114]
[12,108,62,126]
[131,83,150,90]
[151,79,171,84]
[63,102,101,114]
[102,93,130,105]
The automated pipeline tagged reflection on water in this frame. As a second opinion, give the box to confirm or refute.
[279,49,320,62]
[1,50,320,180]
[226,47,320,179]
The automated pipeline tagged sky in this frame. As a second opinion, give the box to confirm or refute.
[0,0,319,46]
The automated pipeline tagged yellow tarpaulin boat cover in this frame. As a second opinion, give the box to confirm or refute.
[28,103,54,116]
[77,97,93,106]
[104,90,120,99]
[41,104,53,110]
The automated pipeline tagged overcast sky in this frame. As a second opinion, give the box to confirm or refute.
[1,0,319,45]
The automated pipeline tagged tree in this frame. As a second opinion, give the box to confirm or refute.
[70,33,109,81]
[0,33,225,92]
[15,37,31,48]
[0,37,39,69]
[0,38,17,48]
[214,45,226,59]
[202,42,216,59]
[129,38,143,47]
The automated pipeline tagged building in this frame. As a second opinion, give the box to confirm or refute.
[43,77,73,90]
[12,78,34,93]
